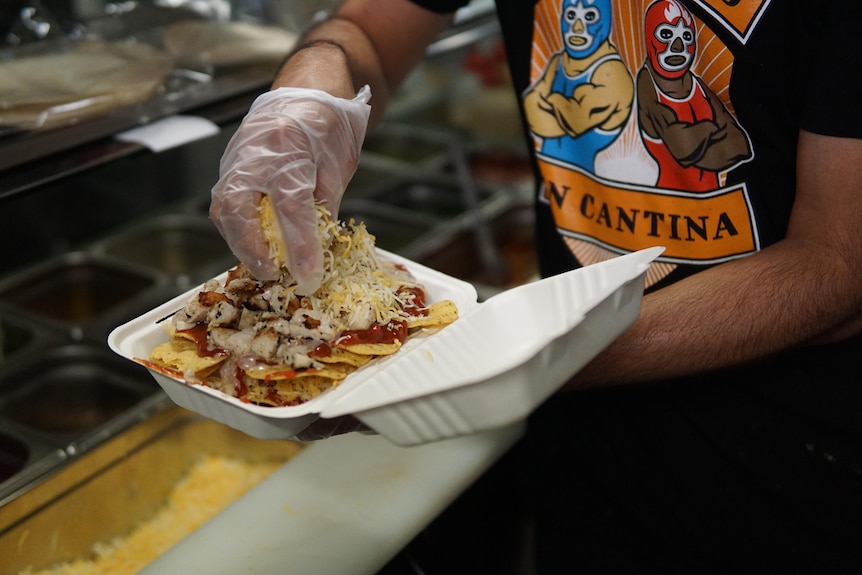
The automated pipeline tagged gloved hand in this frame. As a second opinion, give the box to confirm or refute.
[210,85,372,295]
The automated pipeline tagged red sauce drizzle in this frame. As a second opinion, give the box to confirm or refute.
[398,286,428,317]
[309,342,332,358]
[177,323,227,358]
[335,320,408,347]
[233,366,248,397]
[134,358,183,379]
[266,387,283,406]
[264,369,298,382]
[265,386,300,407]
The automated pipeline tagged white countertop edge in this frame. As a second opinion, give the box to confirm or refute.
[139,422,524,575]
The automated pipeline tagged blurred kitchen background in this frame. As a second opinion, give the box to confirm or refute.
[0,1,536,573]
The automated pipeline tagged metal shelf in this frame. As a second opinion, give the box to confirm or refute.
[0,71,269,200]
[0,2,500,202]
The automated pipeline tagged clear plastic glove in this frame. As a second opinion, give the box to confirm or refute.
[210,85,372,294]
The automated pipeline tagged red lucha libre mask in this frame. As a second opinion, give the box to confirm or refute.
[645,0,696,79]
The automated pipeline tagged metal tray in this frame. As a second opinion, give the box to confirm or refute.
[0,252,175,343]
[0,343,164,502]
[0,404,301,575]
[92,213,238,287]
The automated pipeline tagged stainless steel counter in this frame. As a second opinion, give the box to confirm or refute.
[0,0,501,198]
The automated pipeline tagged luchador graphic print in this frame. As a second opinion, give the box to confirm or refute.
[637,1,751,192]
[523,0,633,171]
[524,0,764,287]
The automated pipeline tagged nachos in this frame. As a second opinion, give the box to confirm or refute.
[138,200,457,406]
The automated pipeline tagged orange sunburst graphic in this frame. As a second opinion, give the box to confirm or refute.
[528,0,739,288]
[692,19,735,112]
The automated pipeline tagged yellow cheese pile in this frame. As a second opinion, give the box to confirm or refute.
[19,456,282,575]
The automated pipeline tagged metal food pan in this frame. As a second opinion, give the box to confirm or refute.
[0,353,166,514]
[0,315,32,361]
[0,404,302,575]
[0,323,94,499]
[344,164,401,199]
[361,122,457,169]
[0,431,28,487]
[0,419,66,506]
[0,309,51,373]
[0,344,159,441]
[0,309,67,367]
[360,173,495,219]
[338,198,440,256]
[0,252,170,342]
[417,201,537,294]
[93,213,238,286]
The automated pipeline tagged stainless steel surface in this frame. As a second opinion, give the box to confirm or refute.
[0,254,156,323]
[0,349,164,505]
[419,201,537,300]
[0,252,174,342]
[427,15,501,58]
[0,345,157,434]
[0,90,261,199]
[363,122,454,169]
[362,174,493,217]
[92,213,237,285]
[0,403,301,575]
[0,1,502,200]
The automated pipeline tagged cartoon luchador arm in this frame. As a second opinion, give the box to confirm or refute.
[524,53,569,139]
[636,66,751,171]
[525,53,633,139]
[698,87,753,170]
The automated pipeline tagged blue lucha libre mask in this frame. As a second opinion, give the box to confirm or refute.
[560,0,612,59]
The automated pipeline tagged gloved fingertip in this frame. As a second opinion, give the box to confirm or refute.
[289,255,324,296]
[355,85,372,104]
[293,274,322,297]
[246,258,278,282]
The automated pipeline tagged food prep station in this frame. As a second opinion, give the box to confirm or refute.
[0,2,539,572]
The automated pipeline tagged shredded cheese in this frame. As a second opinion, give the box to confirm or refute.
[157,199,443,405]
[18,456,283,575]
[259,198,423,333]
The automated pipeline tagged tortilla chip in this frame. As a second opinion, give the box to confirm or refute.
[238,374,339,407]
[271,375,337,404]
[150,339,226,376]
[315,347,373,367]
[243,383,276,406]
[337,339,402,356]
[244,363,349,382]
[407,300,459,328]
[171,327,195,341]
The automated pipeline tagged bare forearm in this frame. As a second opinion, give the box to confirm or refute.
[271,1,452,125]
[273,18,386,107]
[570,238,862,388]
[569,131,862,389]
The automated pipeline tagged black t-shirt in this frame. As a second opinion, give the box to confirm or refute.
[412,0,862,425]
[407,3,862,569]
[415,0,862,287]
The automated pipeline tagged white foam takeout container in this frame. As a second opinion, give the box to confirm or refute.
[109,247,663,445]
